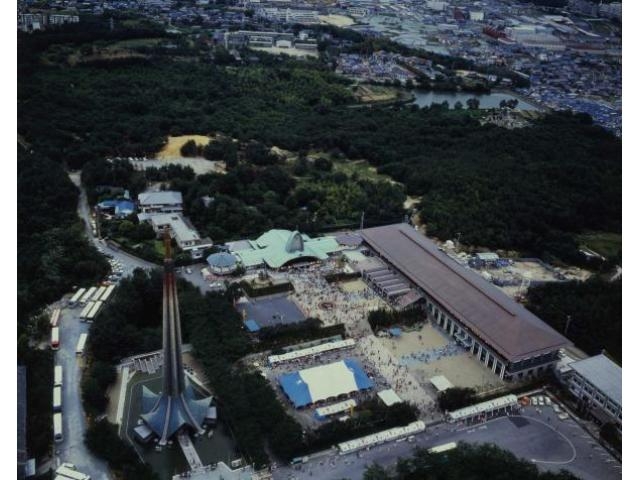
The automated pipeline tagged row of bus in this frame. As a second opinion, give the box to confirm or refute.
[50,330,88,356]
[78,301,103,322]
[55,463,91,480]
[53,365,63,443]
[68,284,115,308]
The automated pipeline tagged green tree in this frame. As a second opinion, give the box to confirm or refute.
[314,157,333,172]
[117,220,135,238]
[438,387,476,411]
[180,139,200,157]
[467,97,480,109]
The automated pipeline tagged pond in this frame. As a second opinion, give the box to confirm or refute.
[412,90,539,110]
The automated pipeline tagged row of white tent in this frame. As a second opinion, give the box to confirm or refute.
[268,338,356,366]
[447,394,519,422]
[315,399,356,418]
[337,421,426,454]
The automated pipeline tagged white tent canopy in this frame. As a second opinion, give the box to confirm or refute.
[377,389,403,406]
[430,375,454,392]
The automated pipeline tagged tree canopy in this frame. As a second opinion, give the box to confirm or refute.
[526,278,621,363]
[18,30,620,261]
[364,442,579,480]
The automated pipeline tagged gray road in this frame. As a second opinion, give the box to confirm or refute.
[272,406,621,480]
[47,173,156,479]
[53,302,111,480]
[71,171,157,276]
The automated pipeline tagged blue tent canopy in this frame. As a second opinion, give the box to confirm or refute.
[98,199,135,217]
[389,327,402,337]
[244,319,261,332]
[278,372,313,408]
[344,358,374,390]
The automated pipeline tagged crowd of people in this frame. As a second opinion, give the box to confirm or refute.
[248,261,441,421]
[398,341,466,367]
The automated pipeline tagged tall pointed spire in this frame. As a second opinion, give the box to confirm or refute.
[140,229,211,446]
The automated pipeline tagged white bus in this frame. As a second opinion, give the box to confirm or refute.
[91,286,106,302]
[53,386,62,412]
[86,301,103,322]
[100,284,115,302]
[51,327,60,350]
[76,333,88,356]
[428,442,458,454]
[54,365,63,387]
[79,287,97,306]
[50,308,61,327]
[56,464,91,480]
[69,288,86,308]
[53,413,63,443]
[79,301,95,321]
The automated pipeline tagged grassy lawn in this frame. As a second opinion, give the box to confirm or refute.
[107,37,165,49]
[153,240,165,257]
[577,232,622,260]
[331,158,396,183]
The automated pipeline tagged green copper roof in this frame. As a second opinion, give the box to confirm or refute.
[235,230,342,268]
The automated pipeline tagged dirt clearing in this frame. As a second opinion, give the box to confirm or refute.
[156,135,212,159]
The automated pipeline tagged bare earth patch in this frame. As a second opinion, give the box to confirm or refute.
[156,135,212,159]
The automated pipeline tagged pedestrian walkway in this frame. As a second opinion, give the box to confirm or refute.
[177,432,204,470]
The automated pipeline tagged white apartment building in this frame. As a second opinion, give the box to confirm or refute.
[138,191,183,215]
[149,213,212,258]
[566,354,621,429]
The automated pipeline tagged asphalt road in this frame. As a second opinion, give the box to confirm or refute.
[272,406,621,480]
[47,174,156,479]
[53,302,111,480]
[71,171,157,276]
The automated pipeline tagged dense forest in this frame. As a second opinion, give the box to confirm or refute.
[17,148,110,462]
[17,150,110,323]
[80,149,406,244]
[18,25,621,262]
[526,278,622,363]
[363,442,579,480]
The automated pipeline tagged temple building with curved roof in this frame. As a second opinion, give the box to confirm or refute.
[228,229,342,269]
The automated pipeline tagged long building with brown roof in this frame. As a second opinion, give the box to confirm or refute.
[361,223,570,381]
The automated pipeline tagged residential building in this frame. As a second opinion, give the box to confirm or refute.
[138,191,183,215]
[18,12,79,32]
[148,213,212,258]
[565,354,622,429]
[257,7,319,25]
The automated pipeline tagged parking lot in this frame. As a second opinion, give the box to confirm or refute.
[272,400,621,480]
[51,301,111,480]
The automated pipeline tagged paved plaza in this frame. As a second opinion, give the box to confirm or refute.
[380,323,507,393]
[236,295,306,328]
